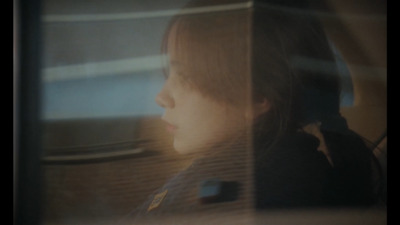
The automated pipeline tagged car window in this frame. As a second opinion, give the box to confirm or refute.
[15,0,386,224]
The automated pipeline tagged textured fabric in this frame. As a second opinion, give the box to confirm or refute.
[254,131,375,208]
[254,132,333,208]
[128,142,253,224]
[127,131,375,223]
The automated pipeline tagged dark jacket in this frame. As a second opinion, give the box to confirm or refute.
[129,131,375,223]
[254,131,376,208]
[130,141,251,223]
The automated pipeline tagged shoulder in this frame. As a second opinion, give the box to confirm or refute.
[130,167,200,223]
[254,132,333,208]
[255,132,331,175]
[134,148,252,218]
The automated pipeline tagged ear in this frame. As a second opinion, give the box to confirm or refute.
[252,97,271,119]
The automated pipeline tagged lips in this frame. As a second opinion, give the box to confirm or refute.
[164,121,178,133]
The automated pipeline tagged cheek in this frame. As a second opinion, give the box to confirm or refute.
[173,106,246,154]
[172,113,217,154]
[167,86,249,154]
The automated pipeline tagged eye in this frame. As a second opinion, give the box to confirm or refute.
[175,74,193,89]
[167,69,186,84]
[167,63,194,89]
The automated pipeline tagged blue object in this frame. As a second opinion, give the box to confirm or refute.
[198,178,222,200]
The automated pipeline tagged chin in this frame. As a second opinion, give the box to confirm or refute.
[172,140,192,154]
[173,139,205,155]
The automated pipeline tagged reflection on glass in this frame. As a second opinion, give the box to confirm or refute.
[39,0,386,225]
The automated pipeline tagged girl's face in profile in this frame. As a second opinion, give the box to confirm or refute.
[155,63,250,154]
[155,16,259,155]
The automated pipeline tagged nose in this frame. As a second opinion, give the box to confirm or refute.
[155,86,174,108]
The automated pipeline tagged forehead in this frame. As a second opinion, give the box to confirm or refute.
[165,20,206,74]
[165,20,194,62]
[162,12,252,106]
[165,13,248,58]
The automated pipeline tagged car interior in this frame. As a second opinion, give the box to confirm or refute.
[15,0,386,224]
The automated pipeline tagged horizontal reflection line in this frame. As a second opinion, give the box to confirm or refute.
[43,54,386,83]
[42,1,385,23]
[42,55,167,82]
[42,2,253,23]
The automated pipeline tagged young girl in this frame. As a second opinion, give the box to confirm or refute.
[129,0,378,222]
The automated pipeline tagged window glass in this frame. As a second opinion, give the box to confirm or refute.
[38,0,386,224]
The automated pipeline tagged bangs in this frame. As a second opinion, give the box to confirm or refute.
[162,10,252,106]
